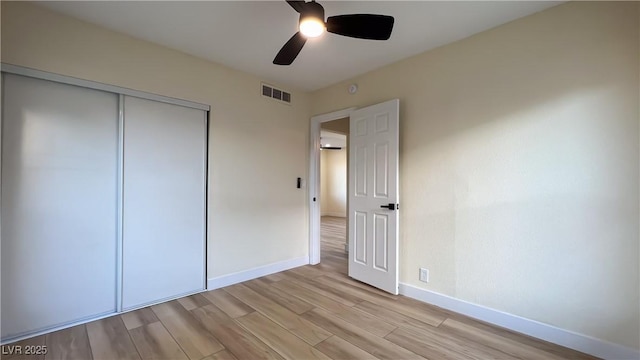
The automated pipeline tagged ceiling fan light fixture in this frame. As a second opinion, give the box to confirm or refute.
[299,17,325,38]
[275,0,394,65]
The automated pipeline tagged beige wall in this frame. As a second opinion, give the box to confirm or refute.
[3,0,639,351]
[311,1,639,350]
[320,148,347,217]
[320,118,349,217]
[1,1,311,279]
[321,117,349,135]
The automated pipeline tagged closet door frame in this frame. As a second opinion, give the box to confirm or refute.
[1,63,210,343]
[1,64,210,111]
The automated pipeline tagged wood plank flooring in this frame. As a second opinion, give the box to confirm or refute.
[3,216,599,360]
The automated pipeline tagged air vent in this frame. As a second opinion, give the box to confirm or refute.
[261,83,291,105]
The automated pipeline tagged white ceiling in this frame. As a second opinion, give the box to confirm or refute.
[37,1,562,92]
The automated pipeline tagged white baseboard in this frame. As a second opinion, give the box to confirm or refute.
[320,212,346,218]
[399,283,640,360]
[1,310,117,346]
[207,256,308,290]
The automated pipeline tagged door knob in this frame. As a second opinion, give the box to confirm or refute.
[380,203,397,210]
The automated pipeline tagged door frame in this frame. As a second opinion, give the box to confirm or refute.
[309,107,356,265]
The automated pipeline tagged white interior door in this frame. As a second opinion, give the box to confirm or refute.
[1,74,118,339]
[122,96,206,310]
[348,99,399,295]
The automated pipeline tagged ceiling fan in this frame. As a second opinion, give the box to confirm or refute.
[273,0,395,65]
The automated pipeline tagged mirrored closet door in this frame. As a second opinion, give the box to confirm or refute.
[1,70,208,342]
[1,74,119,339]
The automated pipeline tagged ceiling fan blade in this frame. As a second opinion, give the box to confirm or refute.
[286,0,306,13]
[273,32,307,65]
[326,14,394,40]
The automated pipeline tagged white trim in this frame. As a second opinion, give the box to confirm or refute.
[202,111,209,291]
[1,63,210,111]
[207,256,308,290]
[1,287,207,345]
[0,310,117,346]
[399,283,640,360]
[309,108,356,265]
[312,108,355,123]
[115,94,124,313]
[122,288,205,313]
[309,119,321,265]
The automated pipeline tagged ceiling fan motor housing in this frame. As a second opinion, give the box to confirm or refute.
[300,1,325,24]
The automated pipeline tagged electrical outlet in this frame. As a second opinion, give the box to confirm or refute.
[419,268,429,283]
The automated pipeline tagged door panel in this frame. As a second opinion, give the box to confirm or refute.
[374,213,389,271]
[375,113,389,133]
[354,211,368,264]
[348,99,399,294]
[374,143,389,198]
[354,145,367,196]
[1,74,118,339]
[122,96,206,310]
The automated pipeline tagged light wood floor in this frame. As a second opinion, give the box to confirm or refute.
[4,216,598,360]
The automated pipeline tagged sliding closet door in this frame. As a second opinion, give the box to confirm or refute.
[1,74,118,339]
[122,96,206,309]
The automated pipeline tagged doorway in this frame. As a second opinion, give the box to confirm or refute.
[319,122,348,272]
[308,108,355,265]
[309,100,400,294]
